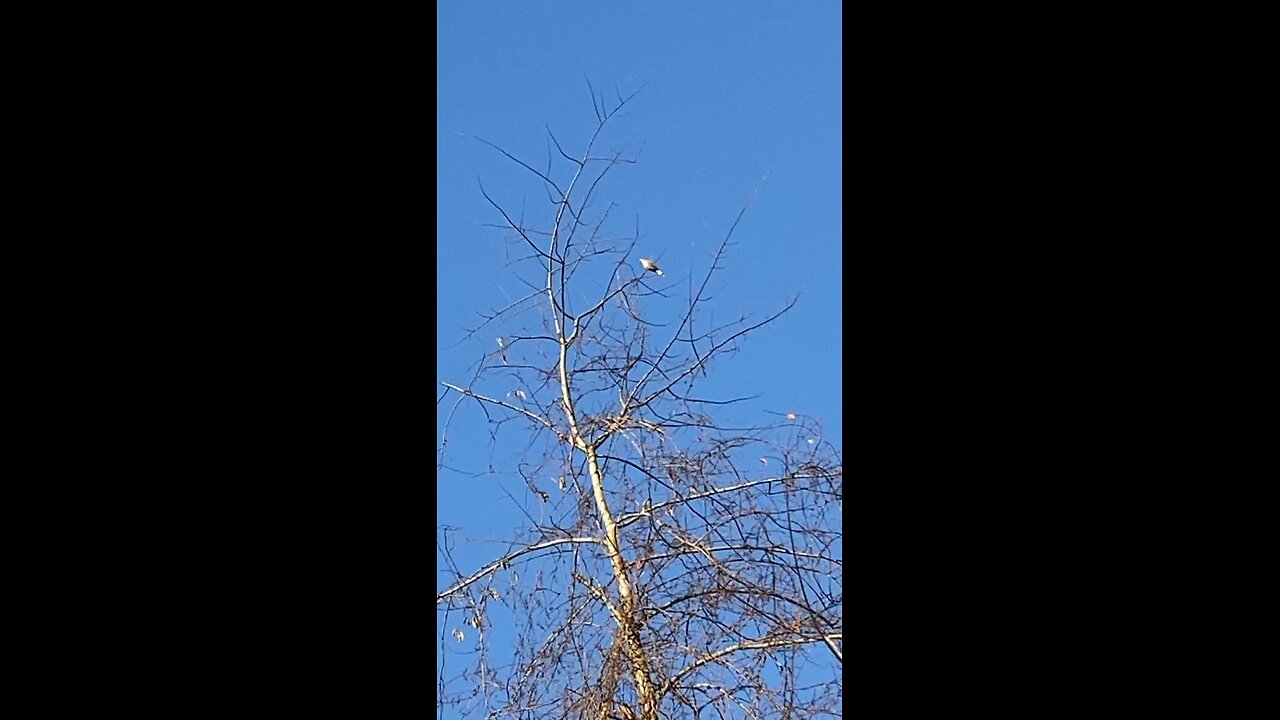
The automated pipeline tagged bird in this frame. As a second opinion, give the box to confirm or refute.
[639,258,663,276]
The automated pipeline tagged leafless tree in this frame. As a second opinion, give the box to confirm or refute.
[437,86,842,720]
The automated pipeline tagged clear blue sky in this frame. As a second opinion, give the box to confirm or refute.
[437,2,841,713]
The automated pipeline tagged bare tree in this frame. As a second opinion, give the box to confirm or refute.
[437,86,842,720]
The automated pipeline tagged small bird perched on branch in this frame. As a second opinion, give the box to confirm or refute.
[639,257,663,276]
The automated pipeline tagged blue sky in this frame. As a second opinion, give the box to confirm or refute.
[437,2,841,713]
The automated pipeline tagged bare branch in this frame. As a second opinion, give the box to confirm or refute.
[473,134,566,198]
[440,381,564,439]
[662,635,832,694]
[478,178,552,262]
[437,536,601,603]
